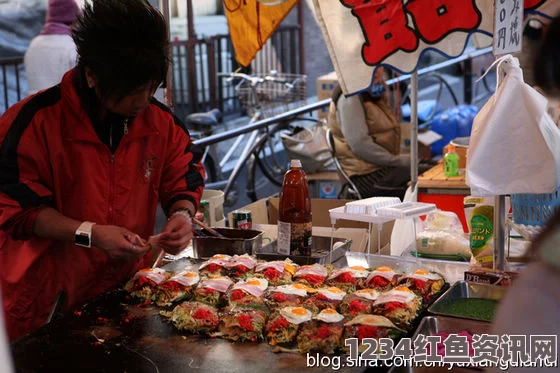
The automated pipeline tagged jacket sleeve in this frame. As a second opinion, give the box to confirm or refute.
[159,113,206,215]
[0,99,54,237]
[338,94,410,167]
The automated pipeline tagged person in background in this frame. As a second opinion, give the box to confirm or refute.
[0,0,205,341]
[327,67,431,200]
[514,1,560,87]
[24,0,81,96]
[489,14,560,373]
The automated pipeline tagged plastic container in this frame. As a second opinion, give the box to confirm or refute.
[201,189,225,227]
[431,105,478,156]
[511,188,560,226]
[444,144,459,177]
[192,228,263,258]
[344,197,400,215]
[277,159,312,256]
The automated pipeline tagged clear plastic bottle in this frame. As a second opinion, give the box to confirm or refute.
[444,144,460,177]
[277,159,312,256]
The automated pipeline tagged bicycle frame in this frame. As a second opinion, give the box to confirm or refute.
[195,48,496,204]
[199,71,308,204]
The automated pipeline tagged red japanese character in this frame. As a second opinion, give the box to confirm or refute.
[406,0,482,43]
[340,0,418,65]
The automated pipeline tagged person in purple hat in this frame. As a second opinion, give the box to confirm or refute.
[24,0,81,96]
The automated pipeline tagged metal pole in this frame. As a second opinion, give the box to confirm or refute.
[187,0,196,40]
[494,195,506,271]
[159,0,174,108]
[297,0,305,75]
[464,57,473,105]
[410,71,418,195]
[194,99,331,147]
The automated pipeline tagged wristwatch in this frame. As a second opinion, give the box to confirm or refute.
[74,221,96,248]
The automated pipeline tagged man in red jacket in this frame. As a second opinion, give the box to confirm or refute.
[0,0,205,341]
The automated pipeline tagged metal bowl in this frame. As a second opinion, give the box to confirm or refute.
[428,280,507,322]
[450,136,470,148]
[192,228,263,258]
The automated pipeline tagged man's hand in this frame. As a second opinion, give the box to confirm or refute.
[157,212,193,255]
[91,225,151,260]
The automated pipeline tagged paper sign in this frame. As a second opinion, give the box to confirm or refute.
[493,0,524,55]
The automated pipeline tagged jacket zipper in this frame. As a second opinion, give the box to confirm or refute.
[108,119,129,224]
[109,153,115,224]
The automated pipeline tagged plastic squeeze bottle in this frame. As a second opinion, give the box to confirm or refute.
[444,144,459,177]
[277,159,312,256]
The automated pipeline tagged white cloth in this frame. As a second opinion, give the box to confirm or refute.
[489,262,560,372]
[24,34,77,96]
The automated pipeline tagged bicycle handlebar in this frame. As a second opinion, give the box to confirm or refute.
[217,71,300,89]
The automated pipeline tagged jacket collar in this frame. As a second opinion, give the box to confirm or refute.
[61,68,160,143]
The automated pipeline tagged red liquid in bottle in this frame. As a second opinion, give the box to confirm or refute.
[277,159,312,256]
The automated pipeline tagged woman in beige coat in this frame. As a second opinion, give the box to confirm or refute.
[327,68,430,200]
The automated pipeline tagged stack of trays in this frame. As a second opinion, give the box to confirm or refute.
[344,197,401,215]
[329,198,436,225]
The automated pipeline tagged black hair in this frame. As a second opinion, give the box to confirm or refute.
[534,15,560,98]
[72,0,170,101]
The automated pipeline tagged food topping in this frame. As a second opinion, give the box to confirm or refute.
[133,268,167,285]
[256,261,286,274]
[315,308,344,323]
[366,266,396,283]
[198,277,233,293]
[224,254,257,270]
[328,266,369,281]
[295,264,328,278]
[279,307,312,325]
[232,278,268,297]
[402,269,442,282]
[317,287,346,301]
[373,287,416,307]
[167,271,199,287]
[354,289,379,301]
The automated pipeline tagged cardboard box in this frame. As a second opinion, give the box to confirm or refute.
[307,171,342,199]
[317,71,338,120]
[400,122,441,160]
[228,198,394,254]
[464,269,519,287]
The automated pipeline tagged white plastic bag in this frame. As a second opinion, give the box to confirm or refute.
[390,185,417,256]
[413,211,471,261]
[466,55,560,196]
[280,122,333,174]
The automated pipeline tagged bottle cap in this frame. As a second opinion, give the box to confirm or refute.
[290,159,302,168]
[448,144,456,152]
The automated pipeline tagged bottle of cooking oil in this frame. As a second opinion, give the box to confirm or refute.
[277,160,312,256]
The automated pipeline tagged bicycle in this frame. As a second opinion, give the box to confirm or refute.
[185,70,322,207]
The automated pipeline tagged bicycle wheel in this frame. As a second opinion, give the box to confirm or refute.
[202,148,219,182]
[258,126,290,185]
[246,117,323,202]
